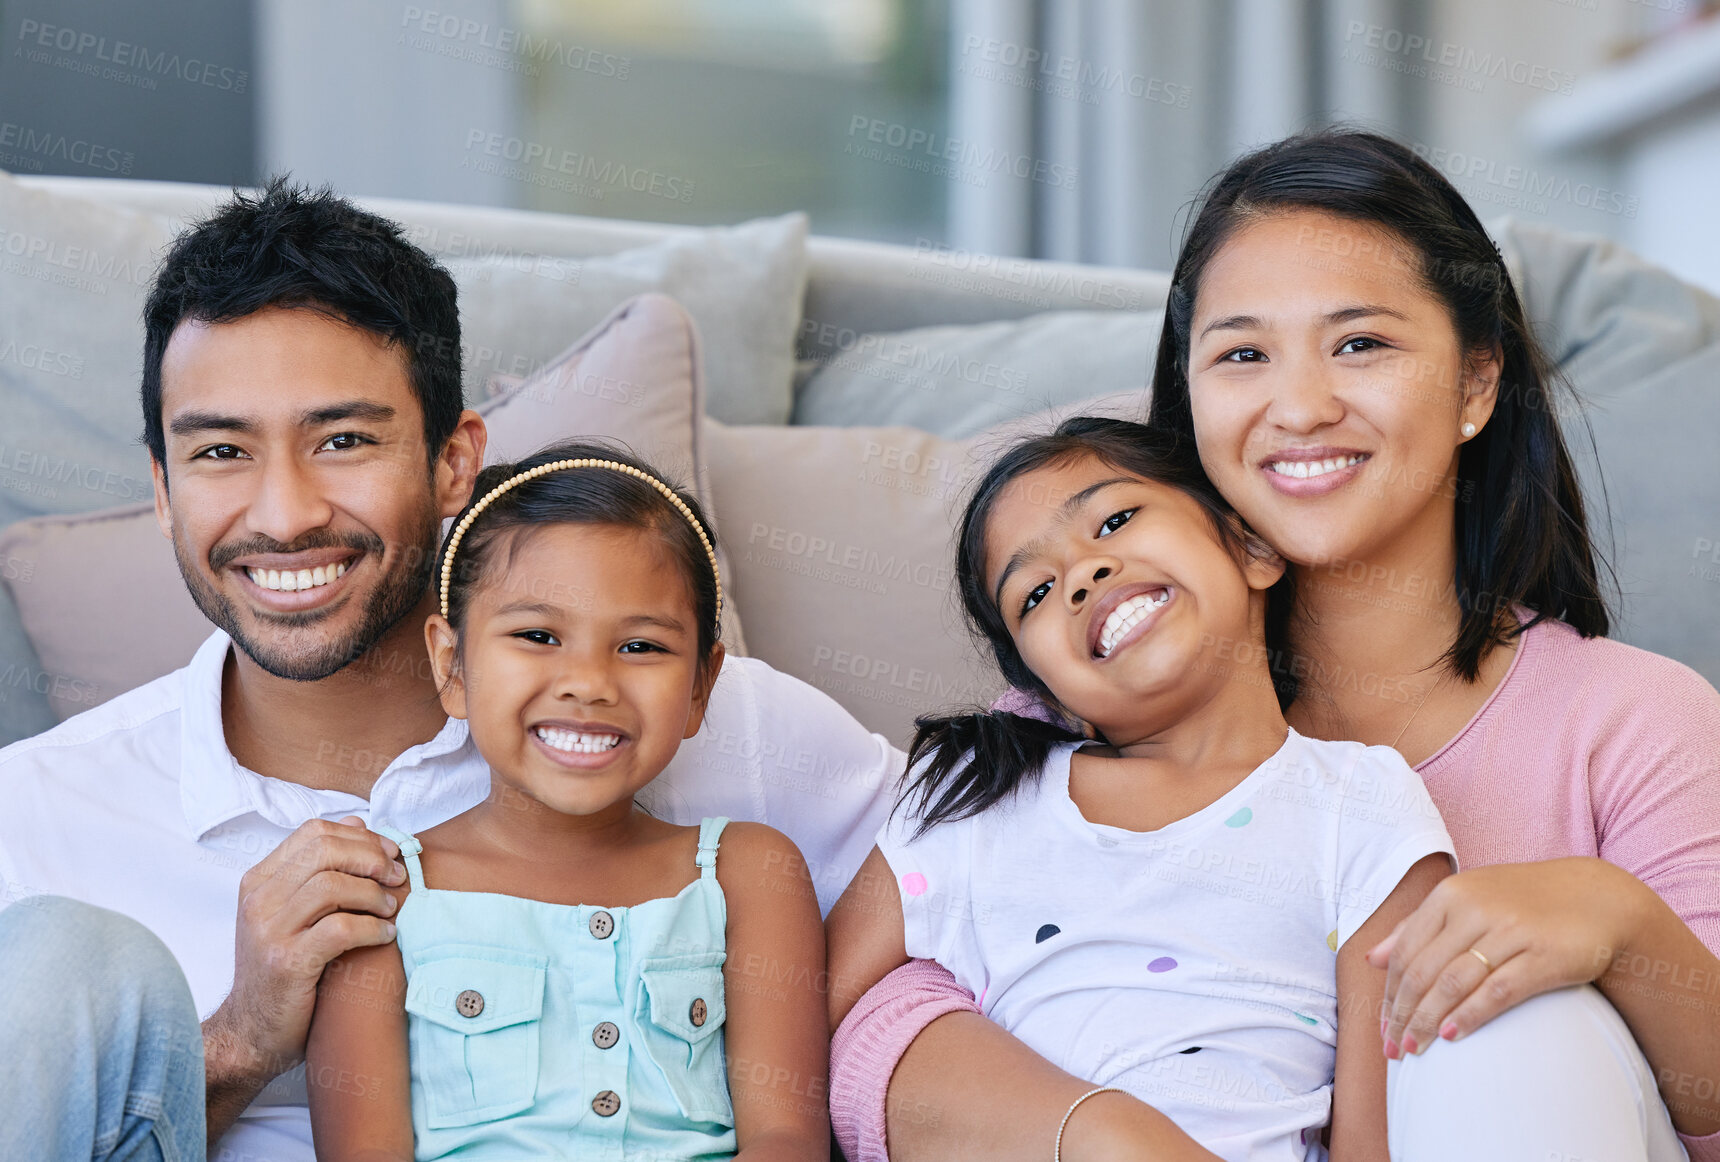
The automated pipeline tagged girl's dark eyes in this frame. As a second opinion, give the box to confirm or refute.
[1336,336,1386,355]
[1020,580,1053,617]
[511,632,665,654]
[1017,507,1137,618]
[1220,346,1266,363]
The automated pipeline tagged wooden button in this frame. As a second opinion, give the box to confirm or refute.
[592,1021,620,1049]
[588,910,614,939]
[689,997,708,1027]
[591,1090,621,1117]
[455,989,484,1018]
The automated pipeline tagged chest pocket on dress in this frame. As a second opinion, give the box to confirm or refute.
[404,947,548,1129]
[636,951,732,1126]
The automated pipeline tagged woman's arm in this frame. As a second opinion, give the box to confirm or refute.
[304,879,414,1162]
[1374,664,1720,1150]
[1371,858,1720,1142]
[1328,854,1451,1161]
[718,822,831,1161]
[1598,878,1720,1138]
[827,848,1219,1162]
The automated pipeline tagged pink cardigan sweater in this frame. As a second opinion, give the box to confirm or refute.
[829,617,1720,1160]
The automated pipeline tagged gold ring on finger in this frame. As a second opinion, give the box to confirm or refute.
[1466,947,1494,972]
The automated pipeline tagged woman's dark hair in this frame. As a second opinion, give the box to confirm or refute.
[439,440,722,669]
[899,416,1249,836]
[1146,129,1608,691]
[143,176,464,475]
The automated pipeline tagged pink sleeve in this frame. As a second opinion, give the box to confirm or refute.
[1583,657,1720,1161]
[1686,1128,1720,1162]
[829,958,980,1162]
[1588,656,1720,956]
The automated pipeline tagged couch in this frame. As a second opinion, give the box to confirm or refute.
[2,172,1716,751]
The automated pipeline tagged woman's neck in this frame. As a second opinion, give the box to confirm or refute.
[1289,495,1465,690]
[1284,502,1518,760]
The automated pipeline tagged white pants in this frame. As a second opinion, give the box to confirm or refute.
[1387,984,1688,1162]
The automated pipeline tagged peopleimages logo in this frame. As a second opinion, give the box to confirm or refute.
[16,19,249,92]
[958,35,1192,109]
[1342,22,1575,94]
[846,116,1078,190]
[461,130,695,203]
[1412,143,1638,219]
[399,7,630,78]
[0,123,133,175]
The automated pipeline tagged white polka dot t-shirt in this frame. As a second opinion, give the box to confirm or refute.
[875,728,1455,1162]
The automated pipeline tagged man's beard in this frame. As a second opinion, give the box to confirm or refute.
[175,506,441,682]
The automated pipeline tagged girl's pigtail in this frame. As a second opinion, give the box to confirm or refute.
[897,710,1084,840]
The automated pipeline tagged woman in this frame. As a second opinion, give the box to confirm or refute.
[827,131,1720,1161]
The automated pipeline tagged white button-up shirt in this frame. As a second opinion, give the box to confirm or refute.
[0,630,902,1162]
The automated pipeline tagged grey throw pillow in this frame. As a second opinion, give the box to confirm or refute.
[791,309,1160,439]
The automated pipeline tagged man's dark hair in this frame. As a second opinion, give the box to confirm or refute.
[141,176,463,471]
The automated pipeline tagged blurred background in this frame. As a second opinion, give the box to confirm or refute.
[4,0,1719,288]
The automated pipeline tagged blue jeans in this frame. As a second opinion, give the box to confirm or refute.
[0,895,206,1161]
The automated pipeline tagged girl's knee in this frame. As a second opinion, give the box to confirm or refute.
[1399,984,1630,1076]
[1388,985,1677,1162]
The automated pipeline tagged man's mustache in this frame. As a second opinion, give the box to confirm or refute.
[208,530,388,572]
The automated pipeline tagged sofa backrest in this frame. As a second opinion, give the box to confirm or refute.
[13,176,1171,362]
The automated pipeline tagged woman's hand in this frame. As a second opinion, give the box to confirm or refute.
[1366,857,1650,1057]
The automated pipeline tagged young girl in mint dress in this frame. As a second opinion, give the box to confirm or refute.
[305,442,829,1162]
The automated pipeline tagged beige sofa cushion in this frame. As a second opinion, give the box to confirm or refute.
[707,390,1147,747]
[0,293,738,722]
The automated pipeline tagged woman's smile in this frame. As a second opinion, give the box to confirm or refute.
[1259,447,1372,498]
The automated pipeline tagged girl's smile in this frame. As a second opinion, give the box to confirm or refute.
[1090,583,1174,660]
[528,720,628,767]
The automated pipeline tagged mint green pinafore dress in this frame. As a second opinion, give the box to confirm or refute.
[373,817,736,1161]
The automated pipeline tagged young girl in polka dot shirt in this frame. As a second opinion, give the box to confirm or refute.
[827,418,1454,1162]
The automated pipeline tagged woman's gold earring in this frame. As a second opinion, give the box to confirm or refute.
[1461,422,1477,438]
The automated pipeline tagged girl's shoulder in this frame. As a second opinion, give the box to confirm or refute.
[711,820,823,935]
[709,820,811,888]
[884,739,1080,852]
[1267,727,1420,784]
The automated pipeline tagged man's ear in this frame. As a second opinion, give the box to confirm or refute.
[682,642,727,740]
[436,410,488,520]
[424,613,468,720]
[151,458,172,540]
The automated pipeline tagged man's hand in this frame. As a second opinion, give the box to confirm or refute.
[203,816,405,1144]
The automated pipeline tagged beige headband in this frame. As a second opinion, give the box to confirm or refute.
[438,458,722,635]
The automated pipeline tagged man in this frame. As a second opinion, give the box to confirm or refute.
[0,180,899,1160]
